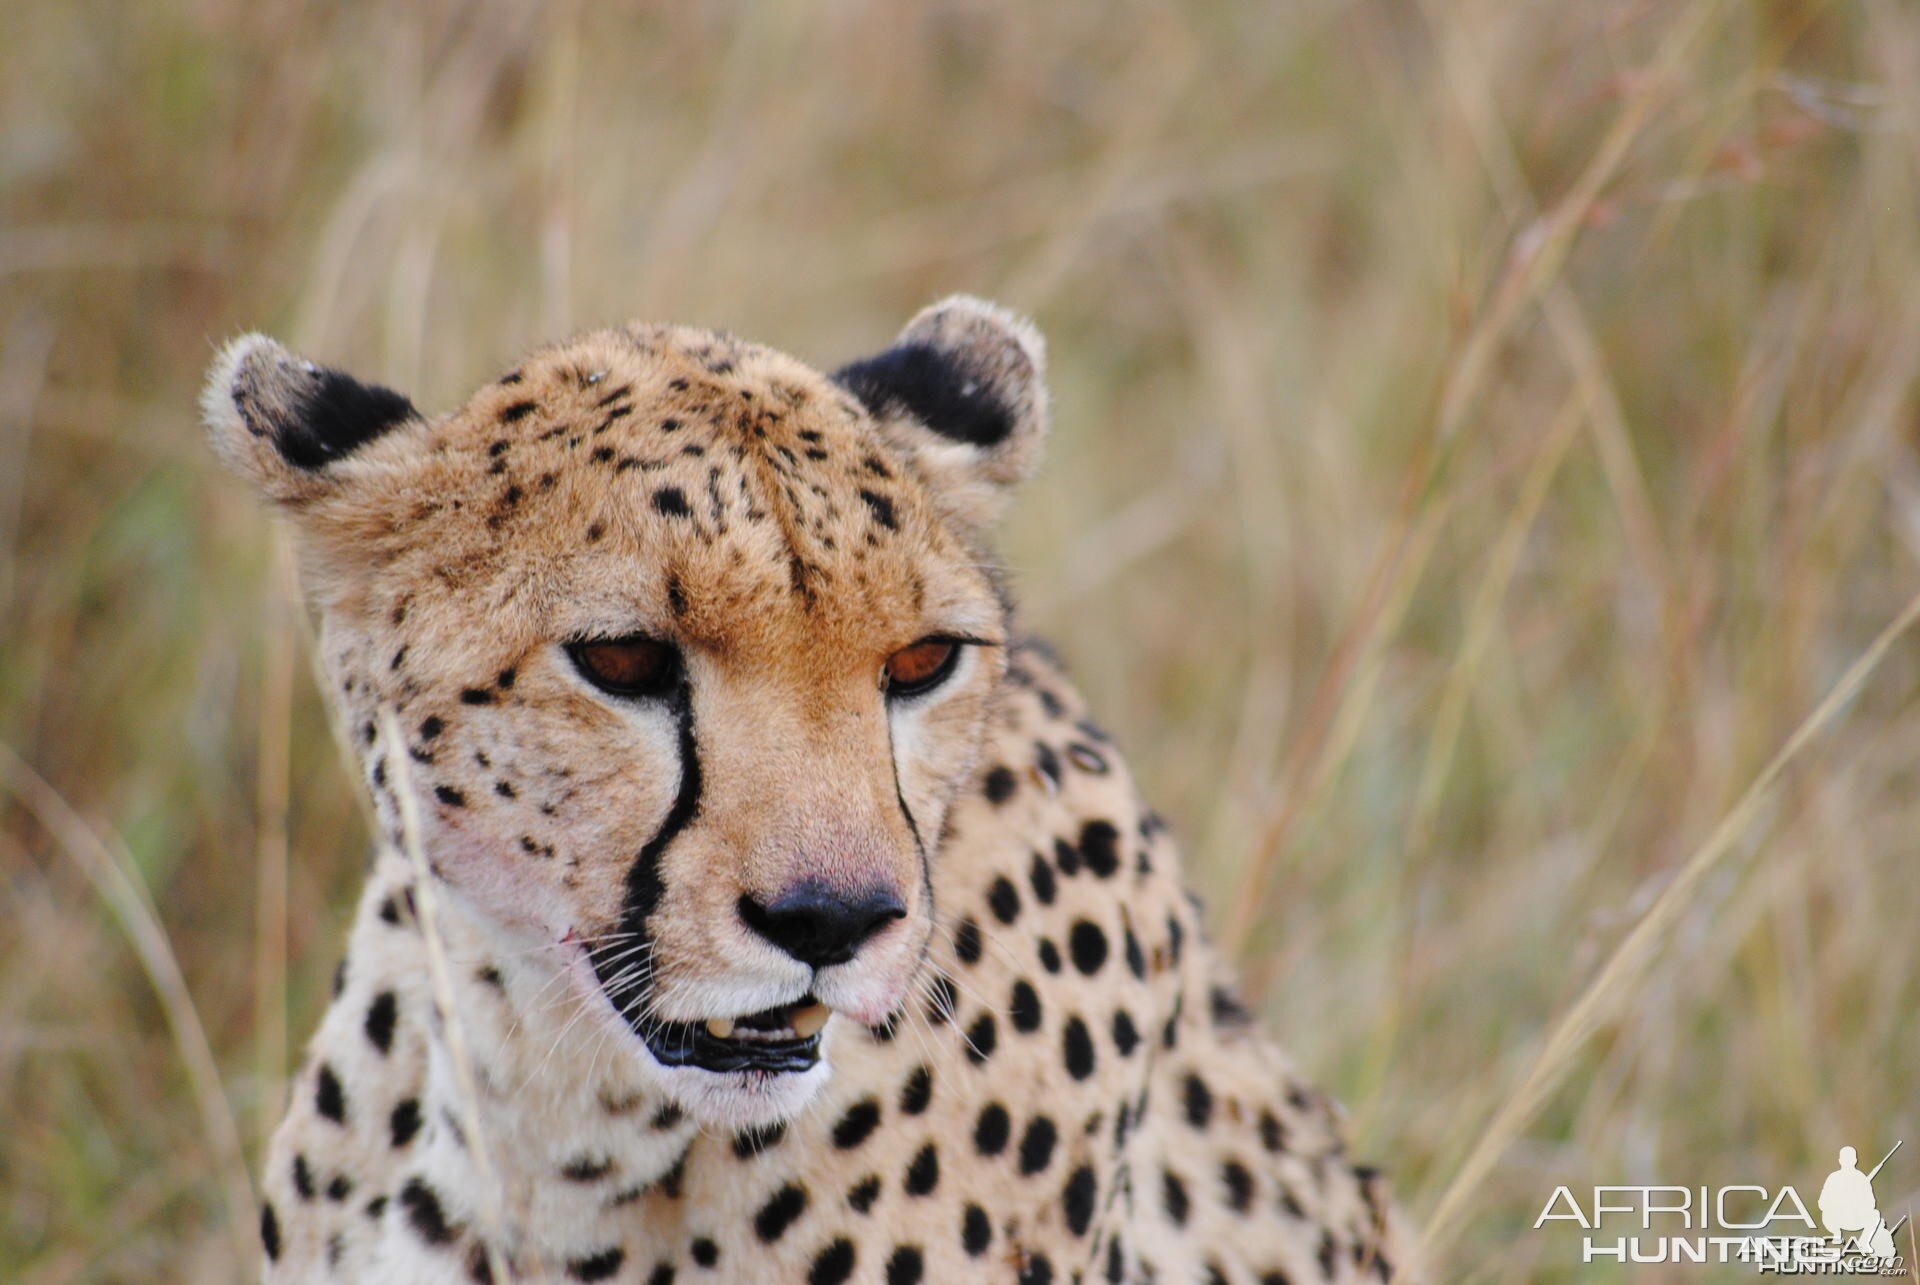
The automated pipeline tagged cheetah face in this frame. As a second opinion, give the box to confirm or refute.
[204,298,1048,1125]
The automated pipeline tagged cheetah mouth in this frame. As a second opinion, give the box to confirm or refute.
[636,997,829,1075]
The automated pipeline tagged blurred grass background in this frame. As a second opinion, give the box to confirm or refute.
[4,1,1920,1280]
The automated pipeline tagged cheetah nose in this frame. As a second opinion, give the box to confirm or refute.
[737,884,906,969]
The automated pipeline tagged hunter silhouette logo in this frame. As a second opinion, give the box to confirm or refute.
[1533,1140,1909,1273]
[1817,1143,1902,1263]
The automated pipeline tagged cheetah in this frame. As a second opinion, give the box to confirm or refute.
[204,296,1414,1282]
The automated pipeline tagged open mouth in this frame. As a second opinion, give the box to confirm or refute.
[634,996,831,1075]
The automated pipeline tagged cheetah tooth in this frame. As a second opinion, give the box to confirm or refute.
[704,1017,736,1040]
[790,1002,830,1038]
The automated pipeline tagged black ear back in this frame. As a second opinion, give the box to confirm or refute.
[248,366,419,469]
[205,334,421,497]
[833,342,1016,447]
[826,296,1050,528]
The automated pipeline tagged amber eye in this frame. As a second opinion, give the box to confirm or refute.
[884,638,961,699]
[566,636,681,698]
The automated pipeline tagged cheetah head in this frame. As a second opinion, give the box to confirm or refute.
[203,298,1048,1125]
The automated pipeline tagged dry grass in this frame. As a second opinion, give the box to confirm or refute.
[4,2,1919,1280]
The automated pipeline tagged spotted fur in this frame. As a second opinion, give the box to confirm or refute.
[205,297,1414,1282]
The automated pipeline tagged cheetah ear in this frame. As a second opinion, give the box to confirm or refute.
[832,295,1048,530]
[201,334,421,503]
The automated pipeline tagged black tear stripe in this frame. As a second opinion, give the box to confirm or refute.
[884,709,936,985]
[591,686,702,1023]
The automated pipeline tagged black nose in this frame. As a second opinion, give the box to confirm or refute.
[738,885,906,968]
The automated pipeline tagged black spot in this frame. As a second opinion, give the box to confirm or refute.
[965,1013,997,1064]
[1184,1074,1214,1128]
[833,1099,882,1150]
[984,766,1018,804]
[1260,1109,1287,1152]
[1123,923,1147,980]
[649,1103,684,1129]
[904,1142,939,1195]
[332,956,348,996]
[566,1247,626,1281]
[293,1153,315,1199]
[389,1097,422,1147]
[1068,742,1110,774]
[460,688,493,705]
[987,877,1021,924]
[646,1264,675,1285]
[1020,1253,1055,1285]
[690,1238,718,1267]
[1063,1017,1096,1080]
[1063,1164,1098,1235]
[435,785,466,808]
[1069,920,1109,975]
[952,1085,1018,1158]
[1162,1169,1190,1225]
[653,486,691,517]
[420,715,444,740]
[326,1175,352,1202]
[734,1122,786,1158]
[833,342,1017,447]
[400,1176,456,1244]
[962,1204,992,1256]
[315,1063,346,1123]
[886,1245,925,1285]
[499,399,537,423]
[260,1201,281,1260]
[809,1239,856,1285]
[899,1065,933,1115]
[1080,820,1121,878]
[1037,939,1062,973]
[1221,1160,1255,1212]
[496,667,516,690]
[954,918,982,965]
[1010,980,1043,1032]
[1053,835,1080,876]
[926,974,958,1025]
[848,1175,881,1213]
[1019,1116,1058,1174]
[858,488,898,530]
[1112,1009,1141,1056]
[755,1184,808,1242]
[561,1154,615,1182]
[364,990,397,1054]
[1029,853,1057,905]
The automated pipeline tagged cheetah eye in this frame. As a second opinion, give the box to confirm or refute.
[884,638,961,700]
[567,636,681,699]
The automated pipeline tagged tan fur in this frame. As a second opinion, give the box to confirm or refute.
[207,299,1415,1282]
